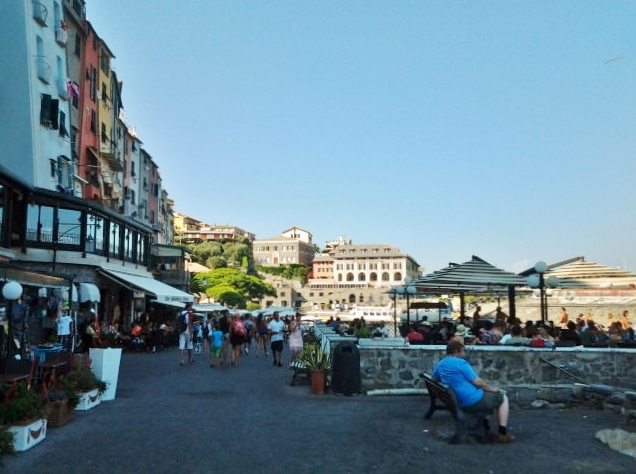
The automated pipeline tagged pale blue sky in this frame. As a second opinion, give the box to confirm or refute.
[88,1,635,274]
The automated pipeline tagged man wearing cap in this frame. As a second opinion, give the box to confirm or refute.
[432,340,515,444]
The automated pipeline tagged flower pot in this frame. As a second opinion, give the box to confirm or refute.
[47,400,74,428]
[8,419,47,452]
[89,348,122,401]
[76,388,101,411]
[310,370,326,395]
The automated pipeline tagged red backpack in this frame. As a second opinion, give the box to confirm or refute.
[233,320,246,337]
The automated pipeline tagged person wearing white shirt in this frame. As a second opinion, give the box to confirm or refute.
[267,312,285,367]
[57,310,74,352]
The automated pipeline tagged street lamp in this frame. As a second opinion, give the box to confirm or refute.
[526,261,559,324]
[395,276,417,328]
[388,289,398,334]
[1,281,23,372]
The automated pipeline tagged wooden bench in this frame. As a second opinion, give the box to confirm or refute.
[420,372,493,444]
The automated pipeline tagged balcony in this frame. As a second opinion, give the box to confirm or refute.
[36,57,52,84]
[55,26,68,45]
[32,1,48,26]
[57,79,68,100]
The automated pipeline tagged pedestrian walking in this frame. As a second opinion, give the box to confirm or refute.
[209,322,223,368]
[229,314,247,367]
[288,313,303,367]
[268,311,285,367]
[178,302,195,365]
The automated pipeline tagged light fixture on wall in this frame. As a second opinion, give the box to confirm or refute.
[1,281,23,372]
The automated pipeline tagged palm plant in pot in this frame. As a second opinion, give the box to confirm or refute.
[296,348,332,395]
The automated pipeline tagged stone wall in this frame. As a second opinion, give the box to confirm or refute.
[358,345,636,393]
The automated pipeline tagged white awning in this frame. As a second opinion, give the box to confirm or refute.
[98,268,194,303]
[150,299,185,309]
[77,282,101,303]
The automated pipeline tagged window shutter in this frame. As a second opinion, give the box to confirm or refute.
[50,99,59,129]
[59,110,67,137]
[40,94,52,126]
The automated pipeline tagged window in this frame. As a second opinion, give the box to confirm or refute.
[57,156,72,188]
[358,273,366,281]
[382,263,390,270]
[40,94,59,129]
[394,272,402,281]
[382,272,390,281]
[358,263,366,270]
[59,110,68,137]
[280,292,285,297]
[26,204,54,243]
[394,263,402,270]
[85,214,104,253]
[89,67,96,101]
[370,272,378,281]
[370,263,377,270]
[57,208,81,245]
[101,82,108,102]
[109,222,121,257]
[101,123,108,143]
[90,109,96,133]
[347,273,354,281]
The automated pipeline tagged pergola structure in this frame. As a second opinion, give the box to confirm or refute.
[412,255,529,320]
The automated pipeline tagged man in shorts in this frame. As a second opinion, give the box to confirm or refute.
[178,302,195,365]
[432,340,515,443]
[268,311,285,367]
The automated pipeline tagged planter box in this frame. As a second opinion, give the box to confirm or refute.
[47,400,74,428]
[76,388,101,411]
[89,348,122,401]
[8,419,47,452]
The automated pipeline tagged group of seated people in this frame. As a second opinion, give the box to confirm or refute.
[404,313,636,348]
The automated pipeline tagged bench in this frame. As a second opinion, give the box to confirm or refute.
[420,372,493,444]
[290,360,308,386]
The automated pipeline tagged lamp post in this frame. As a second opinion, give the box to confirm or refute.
[388,289,398,334]
[1,281,23,372]
[395,276,417,328]
[526,261,559,324]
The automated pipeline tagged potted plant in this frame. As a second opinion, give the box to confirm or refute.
[296,348,332,395]
[45,377,80,428]
[0,383,47,452]
[64,367,107,411]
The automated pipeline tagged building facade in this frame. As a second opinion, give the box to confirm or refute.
[253,227,315,267]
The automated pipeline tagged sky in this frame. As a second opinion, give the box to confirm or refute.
[87,0,635,275]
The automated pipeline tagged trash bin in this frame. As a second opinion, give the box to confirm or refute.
[331,341,361,395]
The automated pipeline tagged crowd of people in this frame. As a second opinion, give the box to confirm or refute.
[401,306,635,349]
[176,303,305,369]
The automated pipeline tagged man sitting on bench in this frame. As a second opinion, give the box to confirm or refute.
[432,340,515,444]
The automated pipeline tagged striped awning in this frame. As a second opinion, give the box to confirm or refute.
[412,255,528,295]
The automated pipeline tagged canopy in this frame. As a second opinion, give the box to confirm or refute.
[0,267,70,289]
[98,268,194,303]
[77,282,101,302]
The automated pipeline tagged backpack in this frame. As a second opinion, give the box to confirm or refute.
[202,323,210,339]
[176,311,189,333]
[233,320,246,337]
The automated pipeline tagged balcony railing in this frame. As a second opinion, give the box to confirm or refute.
[55,27,68,45]
[36,57,52,84]
[32,1,48,26]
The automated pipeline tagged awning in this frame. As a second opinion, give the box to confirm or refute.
[98,268,194,303]
[77,282,101,303]
[150,299,185,309]
[0,267,70,289]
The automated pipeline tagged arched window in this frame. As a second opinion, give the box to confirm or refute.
[382,272,390,281]
[394,272,402,281]
[359,294,364,303]
[338,273,342,281]
[370,272,377,281]
[347,273,354,281]
[358,272,366,281]
[349,294,356,304]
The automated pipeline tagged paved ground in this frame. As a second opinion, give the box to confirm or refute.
[4,345,636,474]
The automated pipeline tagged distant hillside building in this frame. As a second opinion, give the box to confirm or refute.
[253,226,315,267]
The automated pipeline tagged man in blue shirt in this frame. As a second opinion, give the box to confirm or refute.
[432,340,515,443]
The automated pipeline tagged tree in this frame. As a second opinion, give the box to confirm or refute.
[193,268,276,303]
[207,285,245,308]
[205,256,227,269]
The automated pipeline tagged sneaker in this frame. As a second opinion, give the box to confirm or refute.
[180,361,185,366]
[273,360,277,366]
[278,362,283,367]
[497,433,516,444]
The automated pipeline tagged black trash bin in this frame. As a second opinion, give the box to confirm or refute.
[331,341,361,395]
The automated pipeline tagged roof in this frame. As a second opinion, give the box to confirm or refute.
[546,260,636,288]
[413,255,528,295]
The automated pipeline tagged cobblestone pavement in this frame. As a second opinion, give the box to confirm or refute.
[4,345,636,474]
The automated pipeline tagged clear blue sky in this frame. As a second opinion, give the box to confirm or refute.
[88,0,635,275]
